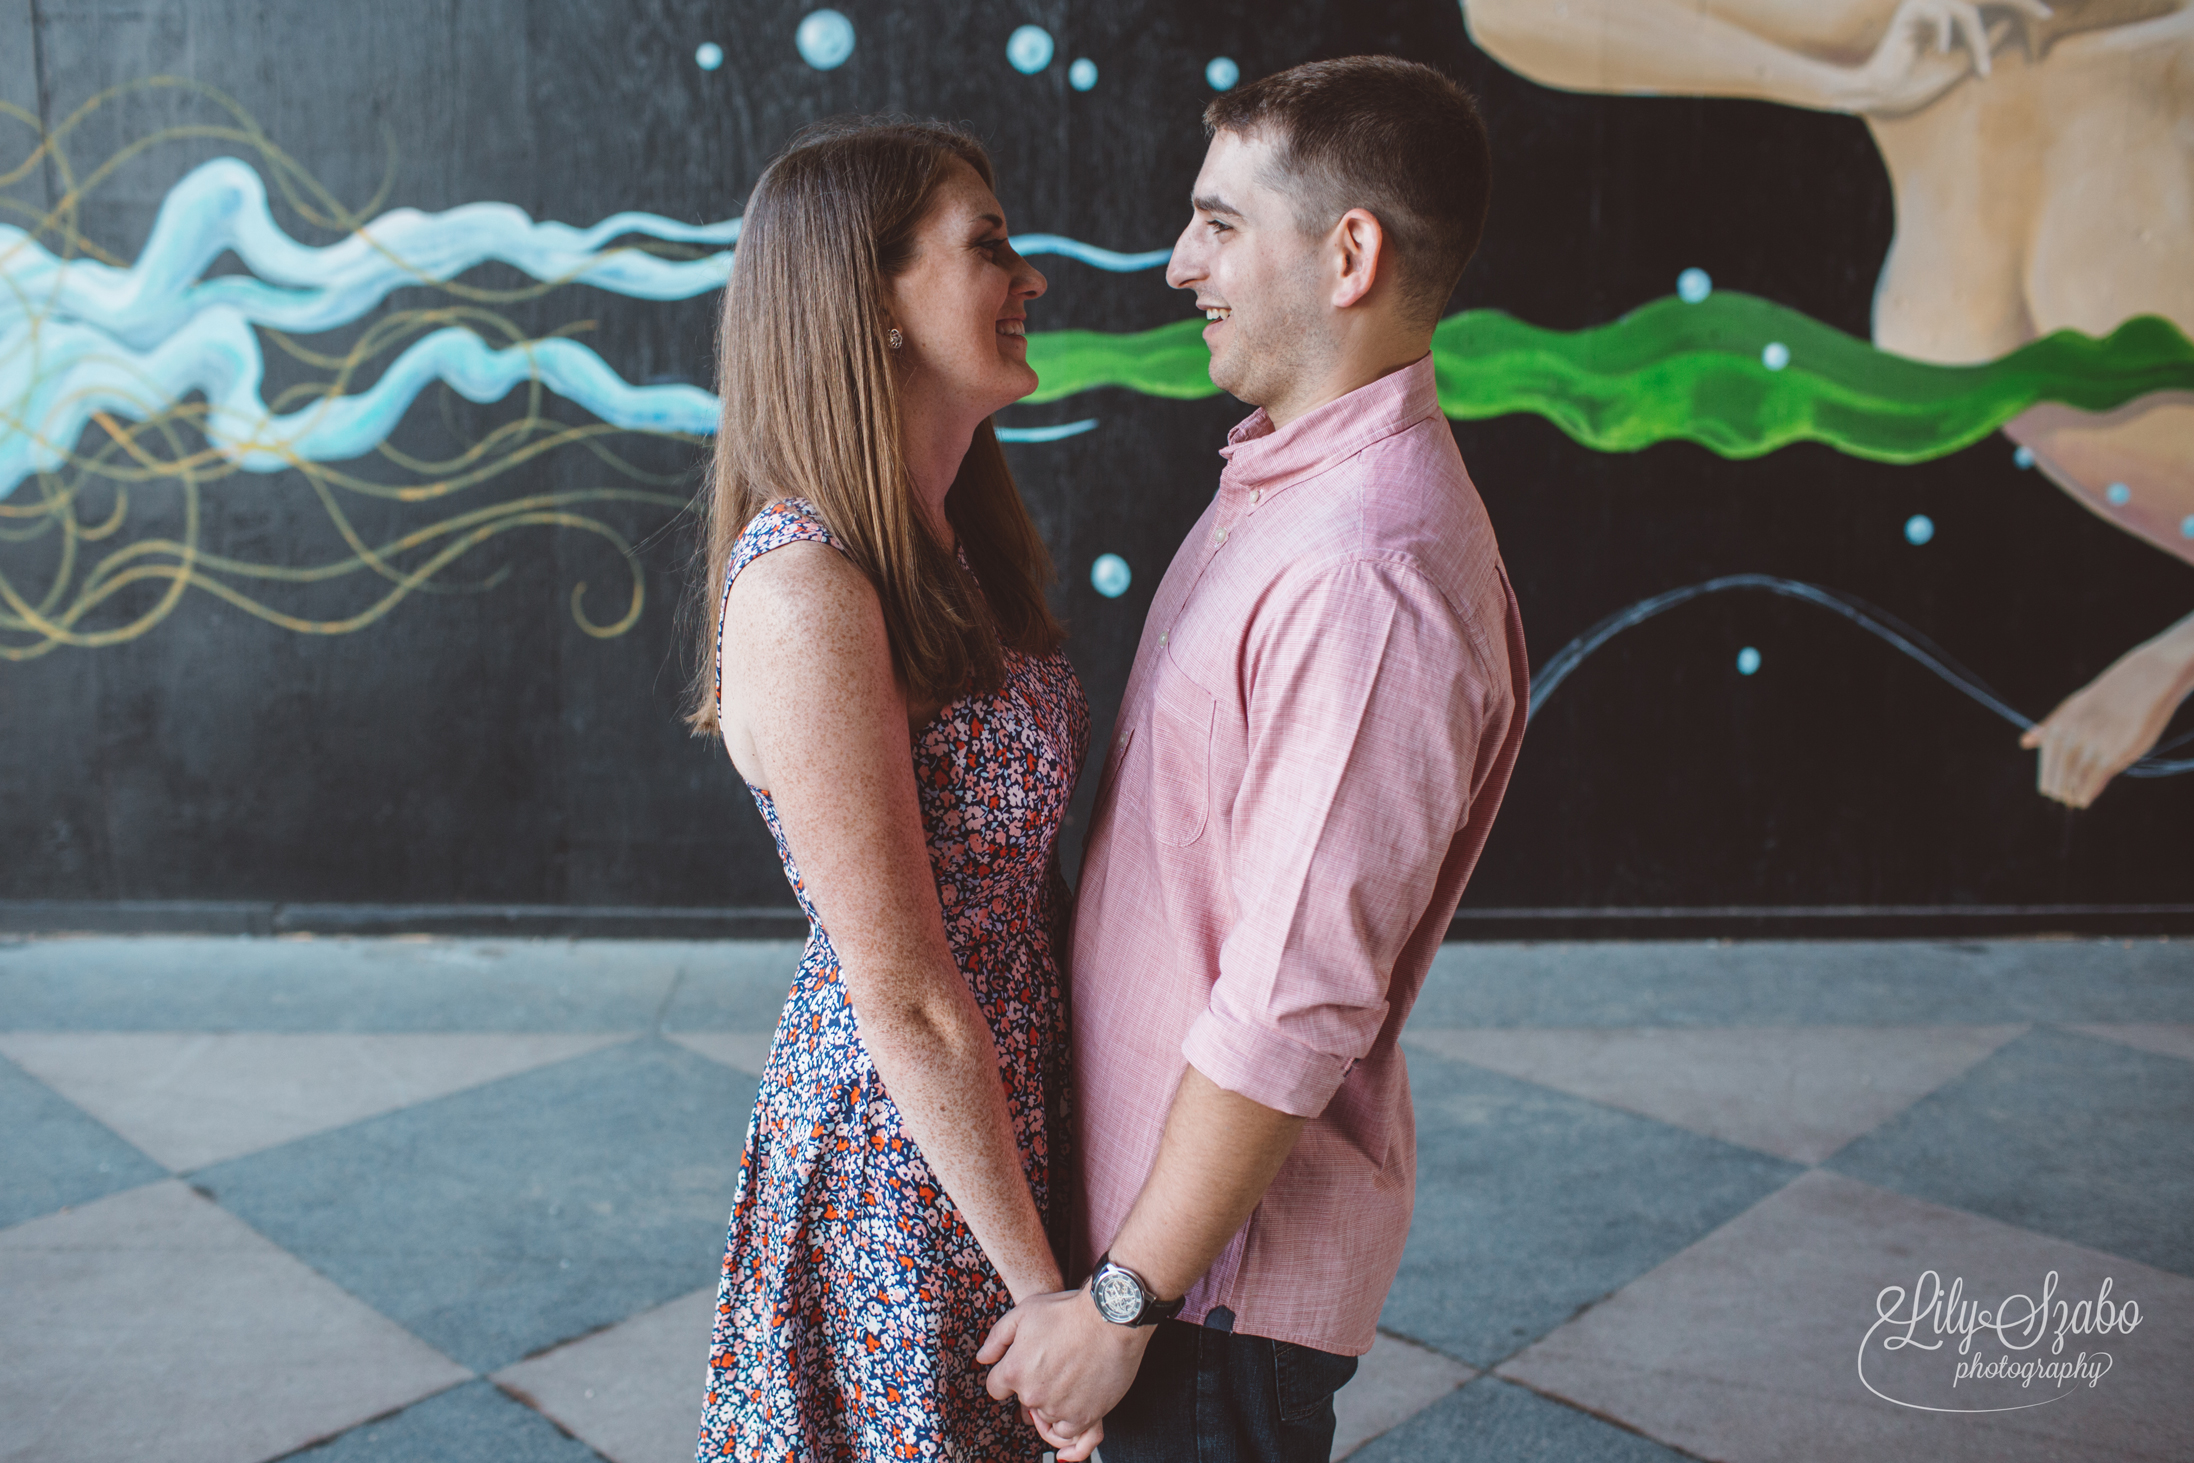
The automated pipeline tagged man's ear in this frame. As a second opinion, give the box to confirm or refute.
[1330,207,1385,310]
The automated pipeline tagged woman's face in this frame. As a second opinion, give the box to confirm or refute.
[885,158,1048,421]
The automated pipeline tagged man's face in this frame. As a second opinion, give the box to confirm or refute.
[1165,129,1327,411]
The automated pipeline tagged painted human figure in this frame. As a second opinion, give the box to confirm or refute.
[1465,0,2194,806]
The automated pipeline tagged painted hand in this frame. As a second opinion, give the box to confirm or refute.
[1838,0,2051,115]
[978,1286,1150,1461]
[2021,644,2190,807]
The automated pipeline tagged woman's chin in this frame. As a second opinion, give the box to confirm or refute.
[996,362,1042,405]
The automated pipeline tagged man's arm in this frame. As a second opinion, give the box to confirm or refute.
[1102,1069,1307,1298]
[979,1068,1303,1442]
[984,557,1498,1440]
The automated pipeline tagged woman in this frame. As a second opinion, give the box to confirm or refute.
[688,119,1094,1460]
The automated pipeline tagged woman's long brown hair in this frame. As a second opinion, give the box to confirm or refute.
[686,118,1064,738]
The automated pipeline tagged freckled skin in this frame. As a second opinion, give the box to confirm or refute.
[714,159,1069,1375]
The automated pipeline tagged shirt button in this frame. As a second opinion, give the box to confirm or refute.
[1249,489,1262,505]
[1212,526,1228,545]
[1159,630,1168,646]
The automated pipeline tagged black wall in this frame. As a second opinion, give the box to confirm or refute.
[4,0,2189,914]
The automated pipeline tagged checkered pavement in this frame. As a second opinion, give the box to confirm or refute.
[2,935,2188,1462]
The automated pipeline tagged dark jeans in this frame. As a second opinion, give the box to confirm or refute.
[1098,1307,1359,1463]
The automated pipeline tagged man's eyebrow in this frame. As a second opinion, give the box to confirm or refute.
[1191,193,1240,218]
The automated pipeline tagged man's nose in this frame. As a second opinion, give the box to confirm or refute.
[1164,225,1202,290]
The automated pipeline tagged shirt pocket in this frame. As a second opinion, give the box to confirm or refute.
[1148,664,1215,848]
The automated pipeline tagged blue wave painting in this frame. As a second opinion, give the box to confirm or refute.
[0,157,1159,497]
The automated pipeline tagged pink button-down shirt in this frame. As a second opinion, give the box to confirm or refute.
[1070,354,1528,1356]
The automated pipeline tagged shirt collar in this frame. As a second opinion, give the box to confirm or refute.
[1216,353,1440,502]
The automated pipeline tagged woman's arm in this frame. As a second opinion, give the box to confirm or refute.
[1463,0,2046,115]
[724,542,1062,1304]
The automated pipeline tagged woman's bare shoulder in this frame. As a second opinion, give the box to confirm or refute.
[722,536,894,699]
[728,536,875,621]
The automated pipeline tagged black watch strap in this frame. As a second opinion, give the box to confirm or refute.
[1090,1251,1186,1327]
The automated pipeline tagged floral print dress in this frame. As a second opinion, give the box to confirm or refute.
[697,499,1089,1461]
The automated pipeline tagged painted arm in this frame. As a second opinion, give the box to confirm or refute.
[1463,0,2049,115]
[2022,609,2194,807]
[724,543,1063,1307]
[2008,397,2194,805]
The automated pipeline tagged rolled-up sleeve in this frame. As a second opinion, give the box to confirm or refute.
[1180,555,1488,1117]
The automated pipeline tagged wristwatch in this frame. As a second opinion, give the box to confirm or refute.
[1089,1252,1185,1328]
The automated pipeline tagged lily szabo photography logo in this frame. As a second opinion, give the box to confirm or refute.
[1859,1269,2142,1413]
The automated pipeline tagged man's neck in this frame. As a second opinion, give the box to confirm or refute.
[1261,339,1431,429]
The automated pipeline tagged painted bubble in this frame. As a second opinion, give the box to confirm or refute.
[1069,57,1098,91]
[1207,56,1240,91]
[1091,553,1132,599]
[1761,341,1790,371]
[1904,514,1934,546]
[2013,444,2036,469]
[795,9,856,70]
[694,42,724,71]
[2182,515,2194,539]
[2105,482,2132,506]
[1736,646,1762,676]
[1008,25,1055,74]
[1677,267,1712,304]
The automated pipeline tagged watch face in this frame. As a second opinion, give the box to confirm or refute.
[1092,1266,1144,1324]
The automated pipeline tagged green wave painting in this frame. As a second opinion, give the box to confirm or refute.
[1024,294,2194,464]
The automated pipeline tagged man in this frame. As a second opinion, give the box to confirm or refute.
[980,56,1529,1460]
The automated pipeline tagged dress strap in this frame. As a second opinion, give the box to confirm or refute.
[715,498,845,724]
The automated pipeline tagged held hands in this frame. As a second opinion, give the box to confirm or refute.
[1835,0,2051,115]
[979,1285,1152,1461]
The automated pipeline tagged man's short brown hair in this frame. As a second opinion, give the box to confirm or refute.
[1205,56,1491,324]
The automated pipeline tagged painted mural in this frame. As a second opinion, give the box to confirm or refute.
[3,0,2188,911]
[1455,0,2194,804]
[0,78,1125,657]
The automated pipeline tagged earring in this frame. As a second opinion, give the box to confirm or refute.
[887,327,904,351]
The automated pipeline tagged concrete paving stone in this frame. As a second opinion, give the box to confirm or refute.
[296,1379,608,1463]
[0,1032,635,1171]
[663,1030,775,1077]
[1828,1027,2194,1278]
[0,1179,471,1463]
[1332,1331,1475,1459]
[1411,939,2194,1030]
[0,936,781,1032]
[494,1285,717,1463]
[2066,1023,2194,1064]
[1348,1375,1691,1463]
[659,942,807,1031]
[0,1049,167,1228]
[194,1036,757,1373]
[1380,1048,1802,1367]
[1498,1169,2194,1461]
[1406,1025,2026,1165]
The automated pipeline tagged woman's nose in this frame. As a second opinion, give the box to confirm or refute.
[1017,259,1048,299]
